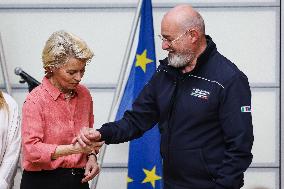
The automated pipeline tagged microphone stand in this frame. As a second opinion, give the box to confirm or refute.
[19,77,40,92]
[15,68,40,92]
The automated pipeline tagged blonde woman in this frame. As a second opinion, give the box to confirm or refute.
[20,31,103,189]
[0,91,20,189]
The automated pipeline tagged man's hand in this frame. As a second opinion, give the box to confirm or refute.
[72,127,103,149]
[81,154,100,183]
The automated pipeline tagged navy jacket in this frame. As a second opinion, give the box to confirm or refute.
[98,36,254,189]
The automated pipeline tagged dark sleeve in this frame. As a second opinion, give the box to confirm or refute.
[98,78,159,144]
[215,73,254,189]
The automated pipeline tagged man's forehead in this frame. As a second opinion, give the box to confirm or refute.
[161,19,182,35]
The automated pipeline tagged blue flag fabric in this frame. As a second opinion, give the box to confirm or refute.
[115,0,163,189]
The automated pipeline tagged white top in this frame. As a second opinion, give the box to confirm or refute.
[0,93,20,189]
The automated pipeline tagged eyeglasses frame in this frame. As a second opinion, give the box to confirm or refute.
[158,28,193,47]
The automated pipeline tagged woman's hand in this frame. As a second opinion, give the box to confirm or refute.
[81,154,100,183]
[72,127,104,152]
[73,142,93,154]
[51,142,98,160]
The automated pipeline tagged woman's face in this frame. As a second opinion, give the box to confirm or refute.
[50,57,86,92]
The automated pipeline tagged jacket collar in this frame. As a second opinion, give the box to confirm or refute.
[42,77,77,101]
[42,77,61,100]
[196,35,216,68]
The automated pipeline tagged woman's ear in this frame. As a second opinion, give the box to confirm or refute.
[45,66,55,77]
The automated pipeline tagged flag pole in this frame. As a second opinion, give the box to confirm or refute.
[0,33,12,95]
[90,0,143,188]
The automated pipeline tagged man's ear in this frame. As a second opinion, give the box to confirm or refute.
[190,29,199,43]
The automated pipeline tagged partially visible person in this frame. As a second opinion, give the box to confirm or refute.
[0,91,20,189]
[76,4,254,189]
[20,30,103,189]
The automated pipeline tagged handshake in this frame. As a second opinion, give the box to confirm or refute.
[72,127,105,154]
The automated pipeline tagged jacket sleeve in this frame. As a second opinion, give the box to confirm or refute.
[0,96,21,189]
[98,77,159,144]
[216,73,254,189]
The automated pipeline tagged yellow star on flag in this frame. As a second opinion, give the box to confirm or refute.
[142,166,162,188]
[127,176,133,183]
[135,49,153,72]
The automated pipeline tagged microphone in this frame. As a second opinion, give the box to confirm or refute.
[14,67,40,92]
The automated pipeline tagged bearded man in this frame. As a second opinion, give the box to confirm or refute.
[77,4,254,189]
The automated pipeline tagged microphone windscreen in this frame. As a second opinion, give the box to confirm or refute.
[14,67,22,75]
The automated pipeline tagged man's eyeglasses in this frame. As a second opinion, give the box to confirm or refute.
[158,28,192,47]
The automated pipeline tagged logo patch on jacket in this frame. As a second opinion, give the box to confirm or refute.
[190,88,210,100]
[241,106,251,112]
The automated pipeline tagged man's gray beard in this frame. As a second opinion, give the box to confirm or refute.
[168,53,195,68]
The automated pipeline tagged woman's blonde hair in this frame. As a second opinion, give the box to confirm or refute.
[0,91,7,110]
[42,30,94,75]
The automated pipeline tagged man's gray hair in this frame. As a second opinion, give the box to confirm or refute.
[182,12,205,34]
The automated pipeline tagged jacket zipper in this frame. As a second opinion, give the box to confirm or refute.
[167,77,181,162]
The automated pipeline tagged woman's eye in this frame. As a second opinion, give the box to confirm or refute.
[67,71,76,75]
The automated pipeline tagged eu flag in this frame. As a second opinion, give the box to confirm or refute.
[114,0,163,189]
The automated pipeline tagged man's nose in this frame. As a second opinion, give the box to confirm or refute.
[162,41,171,51]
